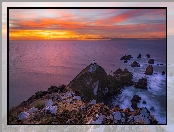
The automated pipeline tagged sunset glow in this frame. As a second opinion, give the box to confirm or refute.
[9,9,166,40]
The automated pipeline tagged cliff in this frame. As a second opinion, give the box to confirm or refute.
[9,63,158,124]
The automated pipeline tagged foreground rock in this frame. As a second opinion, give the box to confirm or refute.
[145,65,153,75]
[134,77,148,90]
[148,59,154,64]
[131,61,140,67]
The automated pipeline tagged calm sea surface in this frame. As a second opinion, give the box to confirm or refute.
[9,39,166,123]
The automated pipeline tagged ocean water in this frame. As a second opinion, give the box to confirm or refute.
[9,39,166,124]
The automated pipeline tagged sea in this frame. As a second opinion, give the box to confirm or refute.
[9,38,166,124]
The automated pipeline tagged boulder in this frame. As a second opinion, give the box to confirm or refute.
[131,61,140,67]
[145,65,153,75]
[18,112,29,121]
[142,101,146,104]
[146,54,150,58]
[124,60,128,63]
[134,77,147,90]
[131,95,141,109]
[162,71,165,75]
[131,95,141,103]
[150,107,155,111]
[148,59,154,64]
[120,55,133,60]
[137,54,141,58]
[131,102,138,109]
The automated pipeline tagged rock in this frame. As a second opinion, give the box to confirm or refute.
[127,107,158,124]
[142,101,146,104]
[134,77,147,90]
[45,99,53,107]
[131,95,141,103]
[131,95,141,109]
[18,112,29,121]
[148,59,154,64]
[28,107,38,113]
[113,68,122,76]
[162,71,165,75]
[45,106,57,115]
[131,102,138,109]
[145,65,153,75]
[150,107,155,111]
[131,61,140,67]
[124,60,128,63]
[116,68,133,85]
[137,54,141,58]
[146,54,150,58]
[90,99,96,105]
[120,55,133,61]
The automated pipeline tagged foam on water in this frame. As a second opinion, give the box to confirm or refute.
[111,58,166,124]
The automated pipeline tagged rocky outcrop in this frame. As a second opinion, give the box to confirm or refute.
[131,61,140,67]
[120,55,133,61]
[146,54,150,58]
[137,54,141,58]
[67,63,133,102]
[145,65,153,75]
[9,63,158,125]
[134,77,147,90]
[131,95,141,109]
[113,68,122,77]
[162,71,165,75]
[148,59,154,64]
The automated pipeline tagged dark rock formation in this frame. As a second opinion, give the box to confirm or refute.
[124,60,128,63]
[146,54,150,58]
[150,107,155,111]
[131,95,141,109]
[148,59,154,64]
[134,77,148,90]
[113,68,122,77]
[131,61,140,67]
[137,54,141,58]
[142,101,146,104]
[120,55,133,61]
[145,65,153,75]
[162,71,165,75]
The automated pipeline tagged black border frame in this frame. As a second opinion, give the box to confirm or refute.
[7,7,167,125]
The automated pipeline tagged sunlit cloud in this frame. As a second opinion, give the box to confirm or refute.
[1,2,169,39]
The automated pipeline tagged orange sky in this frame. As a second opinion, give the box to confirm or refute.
[8,8,166,40]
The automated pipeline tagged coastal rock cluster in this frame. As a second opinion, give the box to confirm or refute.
[9,55,163,124]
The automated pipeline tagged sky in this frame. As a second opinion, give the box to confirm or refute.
[2,2,173,40]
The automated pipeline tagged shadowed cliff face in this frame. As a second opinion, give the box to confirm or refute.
[66,63,133,102]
